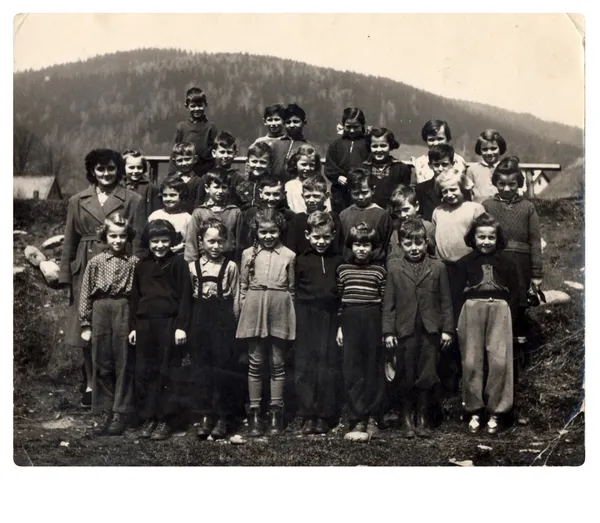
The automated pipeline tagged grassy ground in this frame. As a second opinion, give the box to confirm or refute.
[13,198,584,466]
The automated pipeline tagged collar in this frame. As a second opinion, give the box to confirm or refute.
[126,177,149,187]
[480,160,500,169]
[147,250,175,264]
[189,115,208,124]
[257,244,283,255]
[200,254,225,265]
[493,193,522,204]
[199,202,237,211]
[351,203,378,211]
[104,249,131,260]
[81,184,125,201]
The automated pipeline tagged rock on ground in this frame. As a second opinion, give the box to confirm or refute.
[24,245,47,267]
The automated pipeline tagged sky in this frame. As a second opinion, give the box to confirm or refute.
[12,11,585,128]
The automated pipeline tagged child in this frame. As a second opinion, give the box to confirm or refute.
[412,120,468,184]
[236,208,297,437]
[79,212,139,436]
[382,218,453,438]
[287,176,343,255]
[280,103,316,181]
[325,107,371,213]
[129,219,193,441]
[284,144,332,213]
[171,141,202,215]
[339,168,392,263]
[231,141,273,210]
[456,213,520,434]
[188,218,240,440]
[122,149,161,221]
[196,131,239,206]
[387,185,435,263]
[467,129,508,203]
[336,223,387,435]
[148,176,192,254]
[362,127,412,209]
[482,157,543,355]
[172,87,218,177]
[294,211,344,435]
[251,103,291,179]
[184,167,243,264]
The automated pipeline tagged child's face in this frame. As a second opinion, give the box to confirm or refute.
[285,115,305,139]
[440,182,464,207]
[206,181,228,204]
[302,189,328,214]
[425,128,448,149]
[106,225,128,254]
[259,183,283,208]
[391,201,419,228]
[174,153,197,173]
[263,115,284,136]
[370,136,391,162]
[496,173,520,200]
[350,180,373,208]
[93,161,118,188]
[352,241,373,264]
[201,227,225,260]
[480,140,500,166]
[305,225,334,254]
[125,156,145,181]
[343,119,363,139]
[212,145,236,168]
[257,220,281,249]
[247,154,270,177]
[161,187,181,210]
[187,100,206,120]
[296,155,316,179]
[400,235,427,263]
[429,156,453,177]
[149,235,172,258]
[474,226,497,255]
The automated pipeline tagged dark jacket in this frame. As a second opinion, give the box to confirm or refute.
[362,158,413,209]
[295,249,343,310]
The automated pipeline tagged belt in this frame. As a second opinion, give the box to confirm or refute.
[81,233,100,241]
[249,285,288,291]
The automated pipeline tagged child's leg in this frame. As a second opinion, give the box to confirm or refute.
[111,298,134,415]
[247,338,265,410]
[134,318,160,421]
[91,299,116,415]
[483,301,514,414]
[268,337,286,408]
[362,305,385,419]
[212,325,236,419]
[341,306,367,423]
[294,302,318,418]
[316,308,339,420]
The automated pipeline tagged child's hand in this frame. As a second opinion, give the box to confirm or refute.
[175,329,187,345]
[81,328,92,342]
[384,335,398,351]
[531,278,543,289]
[128,330,136,345]
[440,332,453,351]
[171,243,185,254]
[337,176,347,186]
[336,327,344,347]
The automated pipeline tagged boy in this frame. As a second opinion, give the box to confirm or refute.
[287,176,343,255]
[184,167,243,264]
[339,168,392,263]
[172,87,218,177]
[231,141,273,211]
[196,131,239,207]
[295,211,344,434]
[123,149,161,221]
[279,103,318,181]
[382,218,453,438]
[336,223,387,436]
[171,141,202,215]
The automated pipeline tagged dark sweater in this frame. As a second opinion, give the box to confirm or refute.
[124,178,161,221]
[339,204,393,263]
[172,117,218,176]
[362,158,413,209]
[286,211,343,255]
[325,136,370,209]
[295,249,343,310]
[129,252,193,331]
[196,167,240,207]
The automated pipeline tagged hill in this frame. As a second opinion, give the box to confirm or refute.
[539,158,585,200]
[14,48,583,196]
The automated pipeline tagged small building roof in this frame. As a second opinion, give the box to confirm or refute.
[13,175,58,199]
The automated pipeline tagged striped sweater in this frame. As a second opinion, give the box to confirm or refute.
[336,262,387,315]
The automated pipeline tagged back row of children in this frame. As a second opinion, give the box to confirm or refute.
[65,87,543,441]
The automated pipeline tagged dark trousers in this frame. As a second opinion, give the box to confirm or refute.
[91,298,134,415]
[295,301,338,419]
[439,261,462,393]
[341,304,385,422]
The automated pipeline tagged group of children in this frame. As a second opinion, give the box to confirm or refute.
[64,86,544,441]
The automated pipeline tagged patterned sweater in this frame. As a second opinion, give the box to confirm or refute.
[336,262,387,315]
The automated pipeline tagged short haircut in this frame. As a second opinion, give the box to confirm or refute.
[185,87,207,106]
[122,149,148,174]
[346,222,378,248]
[198,217,227,240]
[85,149,125,185]
[213,130,237,151]
[258,175,283,191]
[302,175,328,194]
[464,212,507,251]
[247,141,273,161]
[284,103,307,122]
[348,167,375,190]
[367,127,400,150]
[160,175,190,200]
[428,143,455,164]
[434,169,474,198]
[388,185,419,211]
[172,141,196,158]
[97,211,136,243]
[398,218,427,243]
[306,210,335,234]
[421,120,452,142]
[475,129,507,156]
[263,103,286,119]
[492,156,524,187]
[286,144,321,178]
[204,167,231,188]
[341,106,366,126]
[141,219,177,248]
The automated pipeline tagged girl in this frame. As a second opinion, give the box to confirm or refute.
[467,129,508,203]
[129,219,193,441]
[456,213,520,434]
[231,141,273,210]
[189,218,240,440]
[482,157,543,356]
[122,149,161,221]
[284,144,332,213]
[148,176,192,254]
[412,120,468,184]
[79,212,139,436]
[325,107,371,213]
[236,208,296,437]
[59,148,144,408]
[362,127,412,209]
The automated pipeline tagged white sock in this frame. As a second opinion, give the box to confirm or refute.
[85,386,92,392]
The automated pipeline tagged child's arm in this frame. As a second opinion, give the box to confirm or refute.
[173,122,183,144]
[438,262,455,343]
[128,263,141,344]
[230,262,241,321]
[528,204,543,285]
[287,253,296,299]
[183,209,201,263]
[376,212,394,261]
[335,265,344,346]
[130,197,147,258]
[78,260,96,341]
[239,250,250,311]
[233,209,244,265]
[173,257,193,343]
[324,140,346,186]
[382,267,397,349]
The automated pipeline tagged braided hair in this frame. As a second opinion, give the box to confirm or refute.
[246,207,287,279]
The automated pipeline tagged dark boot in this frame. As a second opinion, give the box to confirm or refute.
[248,408,263,437]
[93,411,111,437]
[266,406,283,436]
[398,399,416,438]
[210,417,227,439]
[196,415,213,439]
[415,391,432,438]
[107,412,126,436]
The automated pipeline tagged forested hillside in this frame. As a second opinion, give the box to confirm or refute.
[14,48,583,196]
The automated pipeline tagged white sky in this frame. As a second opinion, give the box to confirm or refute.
[12,11,585,128]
